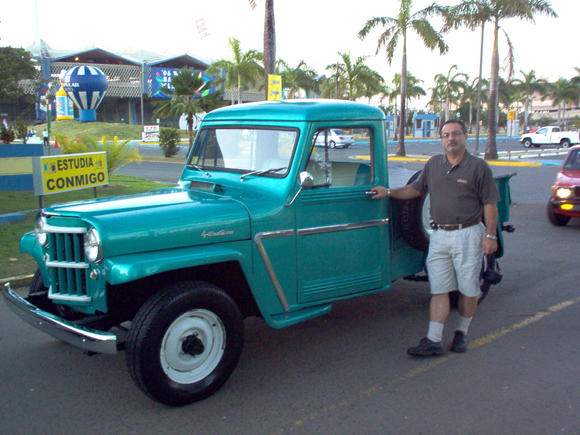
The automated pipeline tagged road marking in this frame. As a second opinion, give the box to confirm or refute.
[272,296,580,434]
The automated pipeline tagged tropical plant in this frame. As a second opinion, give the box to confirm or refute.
[434,65,468,121]
[153,68,226,151]
[441,0,557,160]
[158,127,182,158]
[276,59,319,99]
[460,77,488,133]
[512,69,549,132]
[54,133,142,177]
[208,37,263,105]
[548,78,580,127]
[324,52,385,101]
[358,0,448,156]
[386,72,425,139]
[13,119,29,143]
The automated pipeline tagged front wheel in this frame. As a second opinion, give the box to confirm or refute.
[329,140,336,148]
[547,201,571,226]
[126,281,244,406]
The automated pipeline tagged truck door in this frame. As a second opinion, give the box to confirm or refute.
[295,126,390,303]
[536,127,550,144]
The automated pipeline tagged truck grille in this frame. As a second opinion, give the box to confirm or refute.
[45,224,91,303]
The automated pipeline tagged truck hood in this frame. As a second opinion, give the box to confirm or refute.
[556,170,580,187]
[44,187,251,257]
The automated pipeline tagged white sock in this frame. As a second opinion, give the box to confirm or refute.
[456,316,472,335]
[427,321,444,343]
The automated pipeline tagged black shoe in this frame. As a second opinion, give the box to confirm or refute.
[451,331,467,353]
[407,337,444,357]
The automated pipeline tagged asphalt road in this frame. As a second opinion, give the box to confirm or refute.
[1,152,578,434]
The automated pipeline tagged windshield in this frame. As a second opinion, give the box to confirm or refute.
[563,149,580,170]
[188,127,297,176]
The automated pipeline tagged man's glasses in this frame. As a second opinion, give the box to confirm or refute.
[441,131,464,139]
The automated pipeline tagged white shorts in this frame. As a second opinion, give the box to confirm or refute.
[426,223,486,297]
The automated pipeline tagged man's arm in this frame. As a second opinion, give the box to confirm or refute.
[482,203,498,255]
[370,184,423,200]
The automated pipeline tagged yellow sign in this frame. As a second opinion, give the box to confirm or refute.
[268,74,282,101]
[508,110,515,121]
[33,152,108,195]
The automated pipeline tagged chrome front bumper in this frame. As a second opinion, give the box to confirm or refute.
[2,283,117,355]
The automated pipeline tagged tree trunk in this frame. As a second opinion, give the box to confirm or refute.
[397,33,407,157]
[263,0,276,101]
[485,22,500,160]
[524,99,530,132]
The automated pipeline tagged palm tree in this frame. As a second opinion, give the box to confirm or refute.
[549,78,580,128]
[460,77,488,133]
[512,69,548,132]
[434,65,468,121]
[263,0,276,100]
[441,0,557,160]
[208,37,263,105]
[276,59,318,99]
[358,0,448,156]
[153,68,227,151]
[325,52,385,101]
[386,72,425,140]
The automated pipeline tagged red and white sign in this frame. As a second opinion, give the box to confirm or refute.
[144,125,160,133]
[142,132,160,142]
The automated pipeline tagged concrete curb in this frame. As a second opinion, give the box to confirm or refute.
[0,274,34,289]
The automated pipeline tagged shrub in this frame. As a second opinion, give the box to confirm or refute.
[0,124,15,143]
[13,119,29,142]
[159,127,182,158]
[54,133,142,176]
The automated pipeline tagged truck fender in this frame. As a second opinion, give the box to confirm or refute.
[104,245,247,286]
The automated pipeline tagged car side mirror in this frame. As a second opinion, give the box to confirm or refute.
[286,172,314,207]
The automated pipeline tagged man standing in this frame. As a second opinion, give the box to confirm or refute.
[42,129,49,147]
[371,119,500,356]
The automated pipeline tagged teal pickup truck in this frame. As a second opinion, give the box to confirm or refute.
[3,100,515,406]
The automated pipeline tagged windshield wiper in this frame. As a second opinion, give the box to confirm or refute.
[189,164,211,178]
[240,167,287,181]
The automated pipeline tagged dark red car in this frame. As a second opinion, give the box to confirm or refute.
[548,146,580,226]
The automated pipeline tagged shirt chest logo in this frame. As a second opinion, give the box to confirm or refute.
[457,178,468,184]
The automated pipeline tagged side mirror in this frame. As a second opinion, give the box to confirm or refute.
[286,172,314,207]
[299,171,314,189]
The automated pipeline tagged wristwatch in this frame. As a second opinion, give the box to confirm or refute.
[485,234,498,241]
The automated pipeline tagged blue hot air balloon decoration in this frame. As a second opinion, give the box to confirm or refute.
[62,66,108,122]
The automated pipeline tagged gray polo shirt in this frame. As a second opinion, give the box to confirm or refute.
[411,151,501,225]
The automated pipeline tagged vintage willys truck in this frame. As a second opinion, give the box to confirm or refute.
[3,100,514,406]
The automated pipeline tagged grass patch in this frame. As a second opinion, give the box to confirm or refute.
[33,120,189,142]
[0,175,174,279]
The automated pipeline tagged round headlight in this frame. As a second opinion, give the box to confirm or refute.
[34,217,48,247]
[556,187,573,199]
[84,228,103,264]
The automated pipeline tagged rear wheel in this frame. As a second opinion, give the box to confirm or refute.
[522,139,532,148]
[561,139,571,148]
[449,255,497,308]
[126,281,244,406]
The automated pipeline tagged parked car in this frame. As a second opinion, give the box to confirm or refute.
[548,145,580,226]
[314,128,354,148]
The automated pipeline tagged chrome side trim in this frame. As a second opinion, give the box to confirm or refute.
[2,283,117,355]
[254,230,294,312]
[297,218,389,236]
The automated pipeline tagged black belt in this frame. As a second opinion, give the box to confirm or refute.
[432,219,481,231]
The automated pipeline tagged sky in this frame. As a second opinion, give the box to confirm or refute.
[1,0,576,109]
